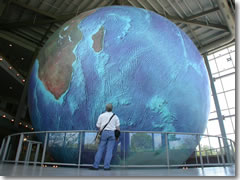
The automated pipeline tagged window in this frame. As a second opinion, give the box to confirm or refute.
[202,45,235,146]
[214,48,228,58]
[209,60,218,74]
[207,54,214,60]
[223,118,234,134]
[208,112,217,120]
[209,96,216,113]
[228,46,235,52]
[229,52,235,66]
[227,134,235,142]
[221,75,235,91]
[231,117,235,131]
[217,93,228,110]
[221,109,230,117]
[207,120,221,136]
[213,79,223,93]
[215,54,234,72]
[225,91,235,108]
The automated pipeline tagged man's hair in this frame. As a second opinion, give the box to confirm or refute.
[106,103,113,112]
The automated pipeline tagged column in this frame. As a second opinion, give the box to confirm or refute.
[203,54,231,163]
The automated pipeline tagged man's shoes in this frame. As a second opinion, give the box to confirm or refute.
[104,168,111,170]
[89,166,99,170]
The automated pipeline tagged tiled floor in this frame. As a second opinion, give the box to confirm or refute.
[0,163,235,176]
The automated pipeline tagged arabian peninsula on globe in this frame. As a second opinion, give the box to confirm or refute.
[28,6,210,165]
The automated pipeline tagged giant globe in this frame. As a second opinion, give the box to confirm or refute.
[28,6,210,165]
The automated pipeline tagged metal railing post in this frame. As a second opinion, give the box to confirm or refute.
[34,143,40,165]
[197,135,203,168]
[0,130,235,169]
[124,132,126,168]
[232,141,235,150]
[165,133,169,168]
[41,133,48,166]
[218,137,225,165]
[15,134,24,164]
[210,148,214,162]
[216,149,220,164]
[78,132,82,168]
[63,132,66,147]
[152,133,155,151]
[226,140,232,163]
[195,135,198,165]
[195,150,198,164]
[0,138,6,158]
[2,136,11,161]
[223,138,231,163]
[206,150,209,164]
[25,142,32,164]
[230,140,235,162]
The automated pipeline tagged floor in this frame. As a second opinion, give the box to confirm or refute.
[0,163,235,176]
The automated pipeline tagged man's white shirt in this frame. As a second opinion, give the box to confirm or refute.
[96,112,120,131]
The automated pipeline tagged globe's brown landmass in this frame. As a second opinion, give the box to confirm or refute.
[37,9,97,99]
[92,26,105,52]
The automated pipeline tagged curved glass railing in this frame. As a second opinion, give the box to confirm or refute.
[0,130,235,168]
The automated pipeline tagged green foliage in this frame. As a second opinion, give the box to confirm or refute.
[131,133,152,152]
[172,136,197,150]
[196,145,221,156]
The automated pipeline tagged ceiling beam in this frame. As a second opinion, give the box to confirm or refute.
[9,29,43,46]
[0,1,228,34]
[127,0,143,8]
[0,17,66,29]
[167,16,228,31]
[0,31,37,51]
[170,0,202,48]
[185,7,220,21]
[0,9,227,32]
[39,23,53,44]
[0,13,228,32]
[11,0,57,19]
[0,96,19,105]
[0,119,21,133]
[188,25,202,47]
[159,1,226,31]
[0,55,25,85]
[0,0,10,16]
[0,15,70,29]
[129,0,226,31]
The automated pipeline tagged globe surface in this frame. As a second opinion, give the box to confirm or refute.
[28,6,210,165]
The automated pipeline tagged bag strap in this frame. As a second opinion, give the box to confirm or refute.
[100,113,115,133]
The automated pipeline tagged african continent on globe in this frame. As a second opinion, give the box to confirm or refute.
[28,6,210,164]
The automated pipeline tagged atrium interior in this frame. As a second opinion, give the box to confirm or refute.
[0,0,237,177]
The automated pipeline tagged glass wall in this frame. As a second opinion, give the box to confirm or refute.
[201,45,235,148]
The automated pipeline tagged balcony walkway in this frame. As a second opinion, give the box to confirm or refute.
[0,163,235,176]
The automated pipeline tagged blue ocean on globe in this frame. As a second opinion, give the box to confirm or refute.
[28,6,210,165]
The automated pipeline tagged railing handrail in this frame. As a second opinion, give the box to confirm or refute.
[3,129,235,144]
[0,129,235,168]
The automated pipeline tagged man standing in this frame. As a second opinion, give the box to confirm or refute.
[90,103,120,170]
